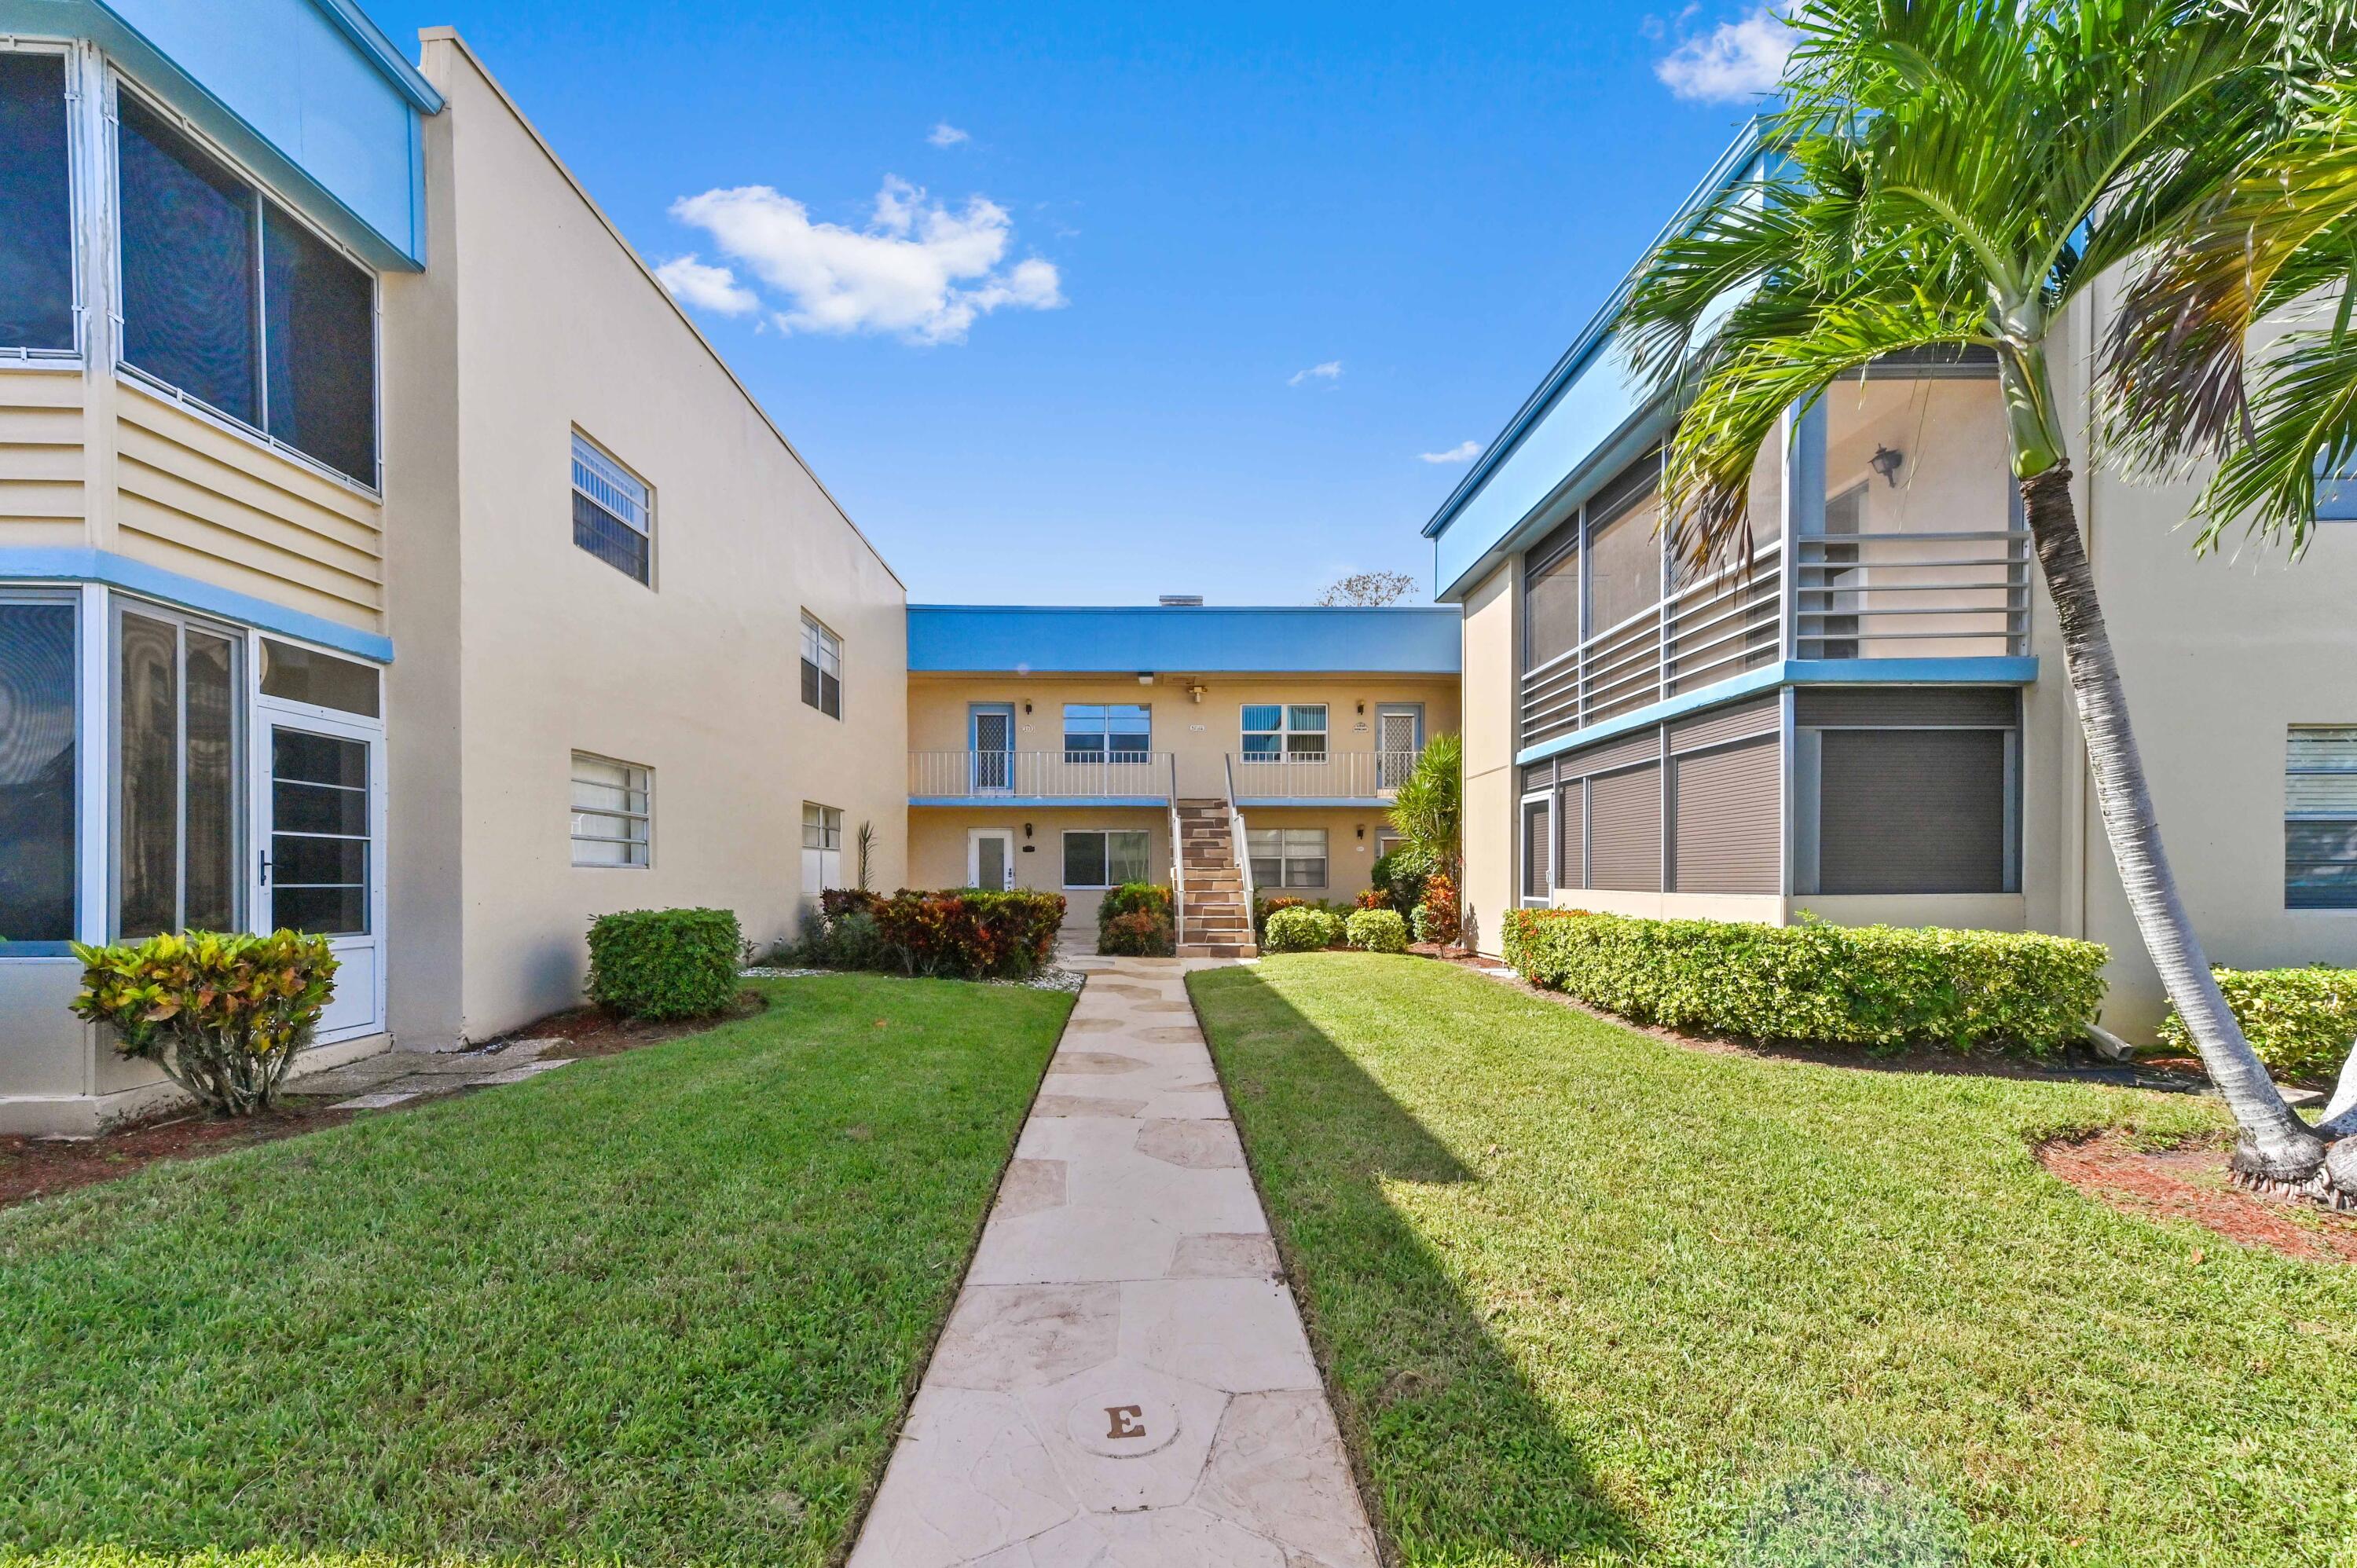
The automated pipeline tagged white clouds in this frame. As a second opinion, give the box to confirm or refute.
[1655,6,1794,101]
[667,176,1065,344]
[654,255,761,316]
[1418,440,1483,464]
[928,122,971,148]
[1288,360,1343,387]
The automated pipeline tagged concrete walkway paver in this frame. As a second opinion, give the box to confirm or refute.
[850,956,1379,1568]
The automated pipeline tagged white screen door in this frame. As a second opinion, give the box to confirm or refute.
[255,712,385,1041]
[968,828,1015,890]
[971,706,1014,793]
[1376,707,1421,790]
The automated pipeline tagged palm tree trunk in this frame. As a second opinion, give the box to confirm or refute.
[2020,466,2326,1184]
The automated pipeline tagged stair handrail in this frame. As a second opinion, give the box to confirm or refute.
[1225,753,1255,939]
[1168,755,1185,950]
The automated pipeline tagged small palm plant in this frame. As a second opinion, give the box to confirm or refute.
[1615,0,2348,1195]
[1389,732,1464,941]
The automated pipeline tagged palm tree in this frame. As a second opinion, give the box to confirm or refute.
[1615,0,2344,1192]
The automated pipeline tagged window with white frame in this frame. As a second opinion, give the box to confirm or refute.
[0,50,75,357]
[1248,827,1328,889]
[570,753,651,867]
[1241,704,1328,761]
[1063,829,1149,889]
[115,90,377,485]
[803,802,844,892]
[0,592,79,951]
[571,434,652,584]
[115,602,242,937]
[2287,727,2357,908]
[1063,703,1150,761]
[801,614,841,718]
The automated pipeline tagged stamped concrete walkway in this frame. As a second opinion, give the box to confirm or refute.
[849,955,1379,1568]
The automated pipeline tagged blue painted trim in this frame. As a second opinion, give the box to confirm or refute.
[1512,657,2039,766]
[910,796,1168,809]
[302,0,446,112]
[909,604,1461,675]
[0,549,393,663]
[0,943,76,958]
[1234,798,1394,809]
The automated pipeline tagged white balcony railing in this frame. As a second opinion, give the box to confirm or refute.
[908,749,1176,799]
[1226,750,1422,800]
[1519,528,2027,748]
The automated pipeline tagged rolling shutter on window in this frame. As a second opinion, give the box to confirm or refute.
[1672,737,1780,892]
[1818,728,2005,893]
[1555,781,1585,890]
[1587,765,1662,890]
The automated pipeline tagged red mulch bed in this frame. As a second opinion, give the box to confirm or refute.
[522,989,766,1060]
[2038,1130,2357,1263]
[0,1101,350,1211]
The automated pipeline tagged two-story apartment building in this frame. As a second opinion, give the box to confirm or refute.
[906,603,1459,950]
[0,5,904,1133]
[1431,124,2357,1038]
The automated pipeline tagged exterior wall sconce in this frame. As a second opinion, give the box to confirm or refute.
[1022,701,1032,714]
[1871,444,1904,486]
[1186,682,1206,703]
[1137,672,1154,685]
[1023,822,1033,838]
[1355,824,1365,839]
[1355,701,1365,714]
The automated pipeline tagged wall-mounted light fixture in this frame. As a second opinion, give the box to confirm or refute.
[1022,701,1032,715]
[1355,701,1365,715]
[1355,824,1365,839]
[1023,822,1033,838]
[1137,672,1154,686]
[1186,681,1206,704]
[1870,444,1904,487]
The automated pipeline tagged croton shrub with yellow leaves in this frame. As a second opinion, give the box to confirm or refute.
[71,929,339,1116]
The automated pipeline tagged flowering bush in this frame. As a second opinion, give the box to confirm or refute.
[1502,908,2108,1056]
[1412,873,1461,947]
[1354,888,1391,910]
[872,888,1066,980]
[1344,908,1410,954]
[1098,884,1176,957]
[71,929,339,1116]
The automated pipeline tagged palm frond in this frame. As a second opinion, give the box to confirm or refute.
[2194,314,2357,553]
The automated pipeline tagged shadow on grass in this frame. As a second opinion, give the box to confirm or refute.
[1191,962,1642,1564]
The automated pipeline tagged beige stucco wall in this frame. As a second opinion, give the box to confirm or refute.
[393,34,907,1045]
[1459,561,1517,955]
[908,672,1459,800]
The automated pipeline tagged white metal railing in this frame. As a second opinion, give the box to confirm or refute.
[1521,560,1780,747]
[1168,756,1186,947]
[1226,754,1255,925]
[909,749,1177,799]
[1225,750,1422,800]
[1794,529,2029,661]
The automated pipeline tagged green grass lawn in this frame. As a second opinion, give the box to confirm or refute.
[1190,954,2357,1568]
[0,973,1070,1568]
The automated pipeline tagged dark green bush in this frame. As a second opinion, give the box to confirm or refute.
[1369,851,1428,918]
[2158,965,2357,1083]
[1503,909,2107,1056]
[1098,883,1176,956]
[871,888,1066,980]
[587,907,742,1020]
[1344,907,1409,954]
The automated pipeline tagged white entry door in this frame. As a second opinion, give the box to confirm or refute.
[967,828,1017,891]
[254,710,386,1042]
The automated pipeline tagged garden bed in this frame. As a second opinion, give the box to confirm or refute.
[2038,1130,2357,1263]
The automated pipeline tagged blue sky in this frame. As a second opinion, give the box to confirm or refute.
[371,1,1788,605]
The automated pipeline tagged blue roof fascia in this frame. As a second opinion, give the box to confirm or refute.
[0,547,395,662]
[907,605,1462,676]
[1423,118,1774,603]
[300,0,444,112]
[1512,657,2040,767]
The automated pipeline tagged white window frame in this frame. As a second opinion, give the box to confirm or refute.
[1247,826,1329,889]
[570,430,654,586]
[801,612,842,719]
[1061,702,1152,761]
[108,594,247,940]
[1240,702,1329,763]
[0,38,87,365]
[0,585,86,954]
[1061,827,1150,890]
[570,752,652,869]
[803,801,844,892]
[106,71,385,496]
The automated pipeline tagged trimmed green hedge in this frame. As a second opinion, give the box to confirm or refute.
[1264,907,1345,953]
[1098,883,1176,958]
[2158,965,2357,1084]
[1502,909,2107,1056]
[1344,908,1409,954]
[588,907,742,1020]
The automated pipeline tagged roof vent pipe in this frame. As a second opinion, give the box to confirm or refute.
[1158,595,1204,606]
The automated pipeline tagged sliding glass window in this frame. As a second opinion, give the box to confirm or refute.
[0,51,75,355]
[115,603,241,938]
[116,91,377,485]
[0,594,79,951]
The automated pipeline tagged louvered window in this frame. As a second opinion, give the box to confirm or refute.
[572,434,652,584]
[2288,727,2357,909]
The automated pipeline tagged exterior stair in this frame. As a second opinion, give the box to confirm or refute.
[1174,798,1257,958]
